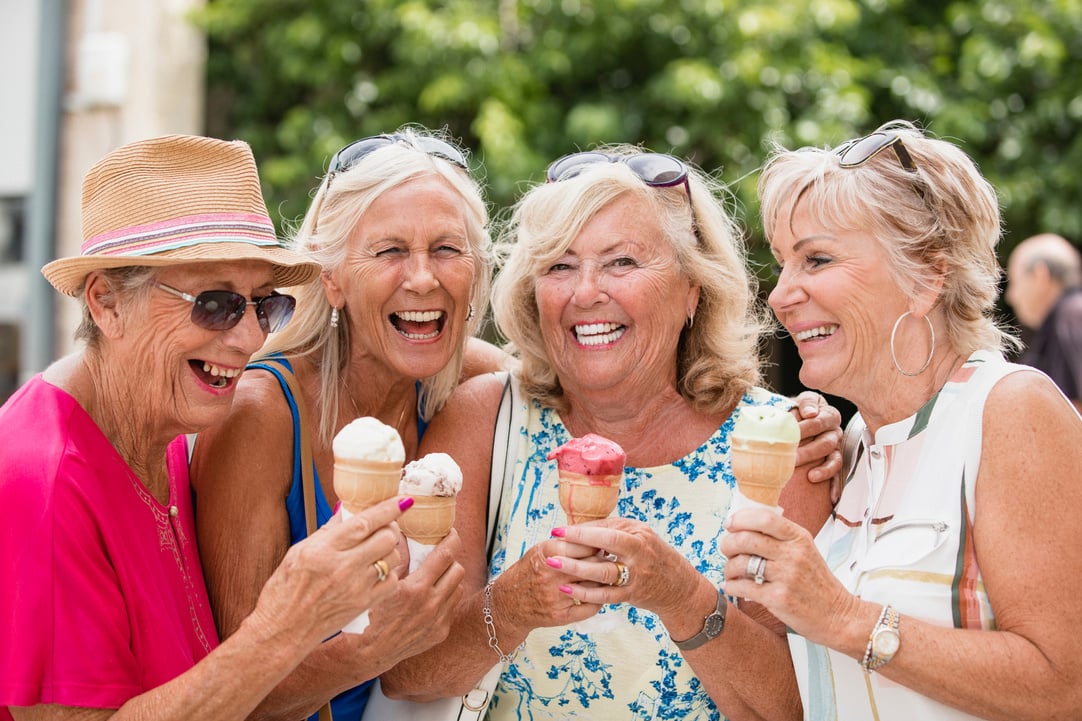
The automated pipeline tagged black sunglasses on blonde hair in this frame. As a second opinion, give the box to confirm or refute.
[327,133,468,178]
[834,131,918,172]
[547,151,691,199]
[156,283,296,333]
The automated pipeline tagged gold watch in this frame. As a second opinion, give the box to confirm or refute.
[861,604,900,672]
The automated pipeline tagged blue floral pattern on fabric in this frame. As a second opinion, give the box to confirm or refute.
[487,386,790,720]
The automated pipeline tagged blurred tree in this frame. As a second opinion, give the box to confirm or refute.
[194,0,1082,397]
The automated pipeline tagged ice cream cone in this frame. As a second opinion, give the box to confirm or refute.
[558,470,621,524]
[333,457,403,514]
[399,494,457,544]
[730,437,798,506]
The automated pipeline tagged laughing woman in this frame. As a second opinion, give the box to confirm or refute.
[0,136,407,721]
[190,127,507,720]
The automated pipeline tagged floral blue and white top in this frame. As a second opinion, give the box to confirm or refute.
[487,381,790,721]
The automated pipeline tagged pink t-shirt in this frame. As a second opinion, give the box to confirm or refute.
[0,376,219,717]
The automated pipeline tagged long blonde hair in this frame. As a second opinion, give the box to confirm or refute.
[262,128,493,445]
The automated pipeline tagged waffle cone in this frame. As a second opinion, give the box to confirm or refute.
[333,457,403,514]
[558,470,620,524]
[399,494,457,544]
[731,437,798,506]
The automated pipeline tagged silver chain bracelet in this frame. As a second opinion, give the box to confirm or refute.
[483,581,519,664]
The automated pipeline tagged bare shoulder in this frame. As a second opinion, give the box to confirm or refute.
[979,368,1082,502]
[190,366,294,497]
[461,337,512,379]
[424,371,510,450]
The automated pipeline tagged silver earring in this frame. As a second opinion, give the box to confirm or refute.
[685,313,694,329]
[330,306,339,329]
[466,303,475,321]
[890,311,934,376]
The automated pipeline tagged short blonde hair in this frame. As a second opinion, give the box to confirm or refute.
[758,119,1017,356]
[263,127,493,445]
[492,145,767,415]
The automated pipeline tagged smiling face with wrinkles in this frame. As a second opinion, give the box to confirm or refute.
[322,174,476,381]
[534,193,699,400]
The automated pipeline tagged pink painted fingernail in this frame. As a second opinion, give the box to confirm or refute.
[559,585,574,595]
[333,501,342,513]
[546,557,563,569]
[551,527,566,537]
[398,497,414,511]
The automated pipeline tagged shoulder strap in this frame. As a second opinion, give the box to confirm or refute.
[256,358,320,538]
[486,371,520,556]
[254,358,331,721]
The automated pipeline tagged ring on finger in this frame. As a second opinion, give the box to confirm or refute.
[754,557,767,585]
[612,560,630,587]
[746,554,764,578]
[373,558,390,583]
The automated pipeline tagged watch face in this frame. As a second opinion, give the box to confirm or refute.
[703,613,724,637]
[873,628,900,657]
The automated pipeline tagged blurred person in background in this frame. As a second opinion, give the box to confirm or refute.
[1005,232,1082,412]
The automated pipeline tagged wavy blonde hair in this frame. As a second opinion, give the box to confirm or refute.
[262,127,493,445]
[492,145,767,415]
[758,119,1018,356]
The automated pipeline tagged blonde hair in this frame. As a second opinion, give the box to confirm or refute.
[492,145,767,415]
[263,127,493,445]
[758,119,1018,356]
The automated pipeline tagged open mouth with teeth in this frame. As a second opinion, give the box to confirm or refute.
[574,322,626,347]
[190,360,242,390]
[391,310,446,340]
[793,324,839,342]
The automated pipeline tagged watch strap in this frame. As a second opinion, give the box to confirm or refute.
[671,588,727,651]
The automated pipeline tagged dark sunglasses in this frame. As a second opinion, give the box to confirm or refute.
[547,151,690,193]
[156,283,296,333]
[834,131,918,172]
[327,133,468,176]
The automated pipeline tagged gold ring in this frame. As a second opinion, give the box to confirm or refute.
[373,558,390,583]
[572,598,582,606]
[612,560,629,587]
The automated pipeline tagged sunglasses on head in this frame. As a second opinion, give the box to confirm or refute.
[327,133,469,177]
[547,151,691,194]
[834,130,918,172]
[156,283,297,333]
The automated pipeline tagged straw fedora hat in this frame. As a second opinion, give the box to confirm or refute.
[42,134,321,297]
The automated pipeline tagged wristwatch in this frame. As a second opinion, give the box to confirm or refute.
[672,588,727,651]
[861,604,901,672]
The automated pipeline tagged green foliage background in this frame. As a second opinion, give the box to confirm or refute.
[196,0,1082,275]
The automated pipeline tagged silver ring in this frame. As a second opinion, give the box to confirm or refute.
[612,561,630,587]
[754,558,767,585]
[746,554,764,578]
[601,551,618,562]
[373,558,390,583]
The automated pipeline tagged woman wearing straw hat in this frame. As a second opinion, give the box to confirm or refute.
[190,127,508,720]
[0,135,412,721]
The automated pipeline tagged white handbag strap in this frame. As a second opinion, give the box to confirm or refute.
[461,371,522,720]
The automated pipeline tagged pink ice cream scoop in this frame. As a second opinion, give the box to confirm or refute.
[547,433,626,476]
[549,434,626,524]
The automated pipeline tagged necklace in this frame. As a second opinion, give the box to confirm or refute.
[342,387,415,439]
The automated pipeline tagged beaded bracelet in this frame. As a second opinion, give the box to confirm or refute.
[483,582,519,664]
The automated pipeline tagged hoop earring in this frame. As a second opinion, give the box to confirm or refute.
[466,303,475,321]
[890,311,934,376]
[330,306,339,329]
[685,313,694,329]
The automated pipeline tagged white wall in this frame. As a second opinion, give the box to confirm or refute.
[0,0,41,196]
